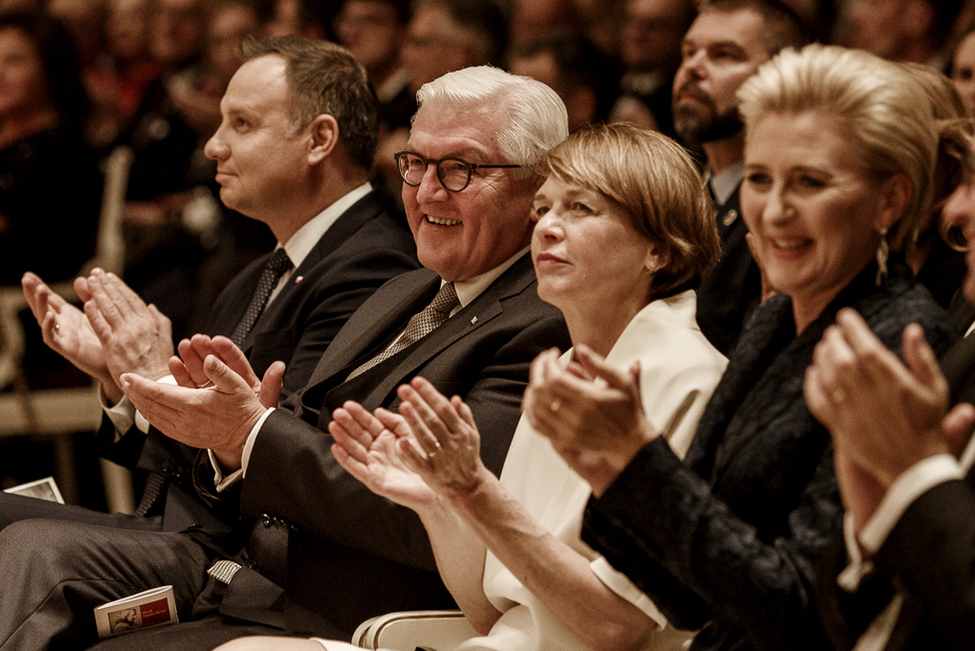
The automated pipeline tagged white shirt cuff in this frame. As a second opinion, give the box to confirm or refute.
[100,391,136,443]
[208,407,274,492]
[133,374,178,434]
[838,514,872,592]
[858,453,964,555]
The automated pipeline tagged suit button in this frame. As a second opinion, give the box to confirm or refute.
[262,514,273,528]
[246,558,258,569]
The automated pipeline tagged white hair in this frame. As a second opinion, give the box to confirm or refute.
[414,65,569,176]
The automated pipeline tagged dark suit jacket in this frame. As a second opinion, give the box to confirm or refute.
[581,259,956,651]
[696,185,762,356]
[818,333,975,651]
[97,191,420,531]
[198,253,570,637]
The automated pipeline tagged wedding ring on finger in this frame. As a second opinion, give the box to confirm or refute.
[196,380,214,389]
[550,398,561,413]
[427,439,442,459]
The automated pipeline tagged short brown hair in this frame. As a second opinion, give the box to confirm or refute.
[241,35,378,169]
[538,123,720,300]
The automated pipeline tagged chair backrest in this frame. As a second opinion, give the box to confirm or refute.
[352,610,479,651]
[0,145,133,393]
[87,145,133,276]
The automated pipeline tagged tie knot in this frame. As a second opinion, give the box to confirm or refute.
[267,248,293,276]
[431,282,458,314]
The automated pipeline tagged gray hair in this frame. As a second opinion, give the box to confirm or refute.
[414,65,569,177]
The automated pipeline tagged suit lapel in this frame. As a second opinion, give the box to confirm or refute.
[306,254,534,422]
[240,192,388,352]
[714,184,742,240]
[343,282,507,410]
[307,271,441,387]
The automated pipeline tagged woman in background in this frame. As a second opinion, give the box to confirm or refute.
[0,11,101,285]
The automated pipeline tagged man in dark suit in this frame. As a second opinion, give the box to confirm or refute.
[11,36,419,533]
[0,66,570,649]
[805,146,975,649]
[673,0,807,354]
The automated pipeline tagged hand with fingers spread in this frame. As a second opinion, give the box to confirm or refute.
[21,271,114,390]
[121,353,284,470]
[330,400,439,510]
[524,345,658,496]
[83,268,175,398]
[334,377,490,504]
[804,308,974,491]
[392,376,487,500]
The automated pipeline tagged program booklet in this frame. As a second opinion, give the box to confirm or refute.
[3,476,64,503]
[94,585,178,638]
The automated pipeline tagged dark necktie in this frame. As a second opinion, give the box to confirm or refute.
[348,282,459,379]
[230,248,293,348]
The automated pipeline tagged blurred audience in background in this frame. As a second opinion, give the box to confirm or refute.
[0,11,100,287]
[608,0,696,135]
[952,25,975,115]
[508,28,620,132]
[844,0,965,70]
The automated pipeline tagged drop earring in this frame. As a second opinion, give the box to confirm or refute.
[875,227,889,286]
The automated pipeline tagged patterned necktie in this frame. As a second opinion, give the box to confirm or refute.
[230,248,293,348]
[348,282,459,379]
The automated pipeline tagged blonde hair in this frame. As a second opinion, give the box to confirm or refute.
[738,44,938,252]
[538,123,720,300]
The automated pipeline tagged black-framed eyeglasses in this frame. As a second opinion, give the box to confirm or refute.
[394,151,522,192]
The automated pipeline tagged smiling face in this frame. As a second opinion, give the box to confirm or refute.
[742,111,904,328]
[531,176,655,319]
[402,101,537,281]
[204,55,310,227]
[671,8,769,145]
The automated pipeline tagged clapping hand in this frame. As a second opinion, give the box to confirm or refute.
[22,271,113,391]
[523,345,657,496]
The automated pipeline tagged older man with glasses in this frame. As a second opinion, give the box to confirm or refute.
[0,66,570,650]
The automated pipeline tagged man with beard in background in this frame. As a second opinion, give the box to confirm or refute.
[673,0,807,354]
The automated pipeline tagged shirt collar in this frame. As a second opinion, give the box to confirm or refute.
[707,160,745,207]
[280,182,373,268]
[448,246,530,313]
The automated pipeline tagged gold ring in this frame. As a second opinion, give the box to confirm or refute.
[550,399,561,413]
[427,439,442,459]
[196,380,214,389]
